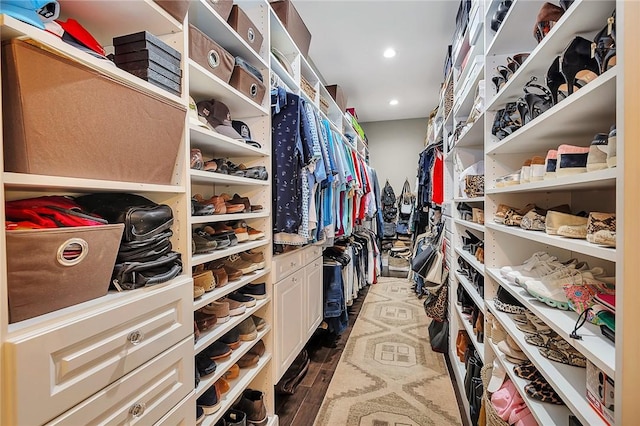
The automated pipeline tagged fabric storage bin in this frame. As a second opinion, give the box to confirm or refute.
[326,84,347,112]
[6,224,125,323]
[206,0,234,21]
[227,5,264,56]
[154,0,189,22]
[270,0,312,57]
[230,65,266,104]
[1,39,185,185]
[189,24,235,83]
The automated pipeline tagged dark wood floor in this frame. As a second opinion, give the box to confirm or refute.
[275,285,370,426]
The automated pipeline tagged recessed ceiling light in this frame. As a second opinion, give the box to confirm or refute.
[383,48,396,58]
[389,99,399,106]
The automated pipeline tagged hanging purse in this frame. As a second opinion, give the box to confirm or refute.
[399,178,414,216]
[428,319,449,353]
[423,282,448,322]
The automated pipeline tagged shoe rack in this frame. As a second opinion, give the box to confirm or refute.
[0,1,278,425]
[441,0,639,424]
[186,2,276,426]
[440,1,486,424]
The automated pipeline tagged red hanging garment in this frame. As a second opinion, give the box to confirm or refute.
[431,149,444,205]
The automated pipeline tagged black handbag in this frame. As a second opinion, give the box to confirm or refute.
[428,319,449,353]
[112,251,182,290]
[75,193,174,242]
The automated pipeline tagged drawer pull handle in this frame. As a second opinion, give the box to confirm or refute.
[314,262,320,267]
[129,402,146,418]
[290,261,296,267]
[128,330,144,345]
[292,277,298,283]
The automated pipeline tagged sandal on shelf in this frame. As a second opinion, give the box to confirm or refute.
[523,331,562,348]
[539,346,587,368]
[513,360,542,380]
[191,149,204,170]
[525,377,564,405]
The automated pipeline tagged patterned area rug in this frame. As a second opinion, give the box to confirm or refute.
[313,277,462,426]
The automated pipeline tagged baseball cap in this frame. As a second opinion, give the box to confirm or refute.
[0,0,58,29]
[487,360,506,393]
[188,97,214,131]
[196,99,244,141]
[232,120,262,149]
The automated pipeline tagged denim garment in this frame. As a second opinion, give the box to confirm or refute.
[323,264,345,318]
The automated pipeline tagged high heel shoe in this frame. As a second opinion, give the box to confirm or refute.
[592,10,616,75]
[520,77,554,125]
[560,36,600,96]
[559,0,574,11]
[533,2,565,43]
[506,53,530,74]
[457,202,473,221]
[546,56,568,105]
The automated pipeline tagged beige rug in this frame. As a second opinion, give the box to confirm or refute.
[313,277,462,426]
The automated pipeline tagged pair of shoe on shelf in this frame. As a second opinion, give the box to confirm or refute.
[197,388,268,426]
[457,202,485,224]
[494,203,615,247]
[195,221,266,254]
[192,193,264,216]
[190,150,268,180]
[499,252,615,311]
[495,126,616,187]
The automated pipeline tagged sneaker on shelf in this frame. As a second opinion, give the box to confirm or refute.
[238,352,260,368]
[586,132,609,172]
[224,363,241,380]
[193,270,216,292]
[230,221,250,242]
[193,284,205,299]
[544,149,558,180]
[240,282,267,299]
[225,254,260,275]
[240,250,266,269]
[247,226,266,240]
[221,328,241,350]
[228,291,256,308]
[196,406,205,425]
[249,339,266,357]
[219,296,246,316]
[500,251,553,280]
[209,260,244,281]
[204,340,233,361]
[251,315,266,331]
[196,383,222,415]
[525,268,608,310]
[195,353,217,377]
[210,266,228,287]
[607,124,617,168]
[237,317,258,341]
[557,223,587,239]
[224,409,247,426]
[201,300,230,323]
[556,144,590,176]
[520,158,532,183]
[234,389,268,426]
[529,156,546,181]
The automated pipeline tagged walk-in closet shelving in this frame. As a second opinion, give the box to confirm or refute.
[480,0,625,423]
[1,1,196,423]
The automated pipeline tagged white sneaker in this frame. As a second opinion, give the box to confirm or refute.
[510,258,562,287]
[499,252,552,281]
[516,259,585,287]
[525,269,605,310]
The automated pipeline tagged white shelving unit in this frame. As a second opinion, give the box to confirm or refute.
[440,0,636,423]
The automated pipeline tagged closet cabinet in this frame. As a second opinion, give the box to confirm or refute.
[0,1,193,424]
[439,0,639,423]
[272,244,322,382]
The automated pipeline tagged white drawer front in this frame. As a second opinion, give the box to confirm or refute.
[47,337,193,425]
[272,250,303,282]
[302,245,322,264]
[154,391,195,425]
[5,281,191,426]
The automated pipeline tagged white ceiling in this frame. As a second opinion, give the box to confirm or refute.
[293,0,459,123]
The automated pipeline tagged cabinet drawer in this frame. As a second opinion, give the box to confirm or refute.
[4,281,191,426]
[302,244,322,264]
[272,250,303,282]
[154,391,196,425]
[273,268,305,381]
[47,337,193,425]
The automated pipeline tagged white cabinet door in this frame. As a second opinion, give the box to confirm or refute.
[47,337,193,425]
[4,281,191,426]
[304,258,323,340]
[154,392,195,426]
[273,268,305,382]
